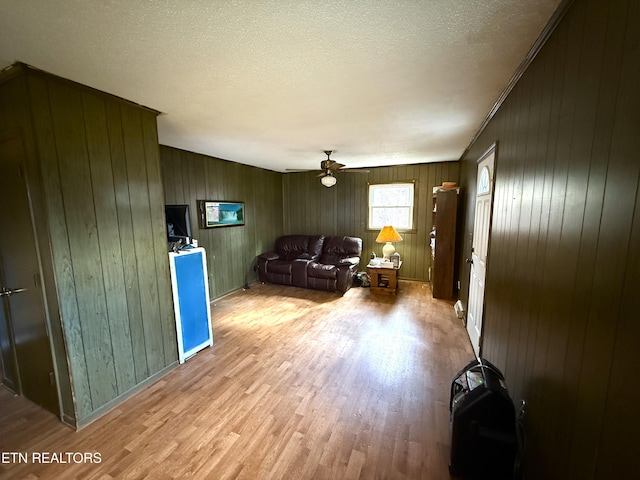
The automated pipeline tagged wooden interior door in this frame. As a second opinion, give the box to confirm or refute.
[466,147,495,357]
[0,134,59,415]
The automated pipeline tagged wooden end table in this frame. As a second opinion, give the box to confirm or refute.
[368,261,402,295]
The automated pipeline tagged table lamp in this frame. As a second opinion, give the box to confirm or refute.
[375,225,403,259]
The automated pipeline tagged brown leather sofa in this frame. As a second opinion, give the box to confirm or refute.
[257,235,363,294]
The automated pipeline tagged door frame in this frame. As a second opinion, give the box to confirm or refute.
[466,142,498,356]
[0,129,66,418]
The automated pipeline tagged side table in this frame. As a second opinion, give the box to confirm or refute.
[367,261,402,295]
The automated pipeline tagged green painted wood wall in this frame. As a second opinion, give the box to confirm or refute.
[160,146,284,299]
[283,162,460,282]
[1,65,178,427]
[457,0,639,477]
[1,66,75,425]
[159,148,457,291]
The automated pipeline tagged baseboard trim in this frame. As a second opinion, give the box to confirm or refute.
[74,361,179,430]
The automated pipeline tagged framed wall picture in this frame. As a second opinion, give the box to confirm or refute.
[198,200,245,228]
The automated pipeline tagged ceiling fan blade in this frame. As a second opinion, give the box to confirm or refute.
[286,168,320,172]
[327,162,345,171]
[290,151,367,178]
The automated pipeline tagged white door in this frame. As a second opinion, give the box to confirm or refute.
[467,147,495,357]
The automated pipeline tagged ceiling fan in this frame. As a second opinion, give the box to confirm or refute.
[286,151,370,187]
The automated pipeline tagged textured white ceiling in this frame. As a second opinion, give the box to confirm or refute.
[0,0,561,172]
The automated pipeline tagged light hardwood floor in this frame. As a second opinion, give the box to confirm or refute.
[0,281,474,479]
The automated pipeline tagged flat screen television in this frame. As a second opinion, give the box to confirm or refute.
[165,204,192,244]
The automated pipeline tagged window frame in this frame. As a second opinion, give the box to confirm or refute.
[367,181,417,232]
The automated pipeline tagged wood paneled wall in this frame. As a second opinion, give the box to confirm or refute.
[283,162,459,282]
[1,65,179,427]
[0,68,76,422]
[457,0,639,478]
[160,146,284,298]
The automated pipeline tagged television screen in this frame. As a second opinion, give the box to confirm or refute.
[165,204,192,243]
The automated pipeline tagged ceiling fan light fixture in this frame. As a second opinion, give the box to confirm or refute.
[320,174,337,187]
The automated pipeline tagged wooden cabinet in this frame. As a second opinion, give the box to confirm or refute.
[430,187,459,300]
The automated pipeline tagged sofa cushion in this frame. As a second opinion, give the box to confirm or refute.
[308,262,337,279]
[275,235,324,261]
[319,236,363,265]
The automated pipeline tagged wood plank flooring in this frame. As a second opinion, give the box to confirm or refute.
[0,281,474,479]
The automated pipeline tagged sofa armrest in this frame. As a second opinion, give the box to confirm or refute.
[259,251,280,261]
[335,260,360,294]
[338,256,360,266]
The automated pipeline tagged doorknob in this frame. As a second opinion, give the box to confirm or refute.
[0,287,27,297]
[465,258,474,265]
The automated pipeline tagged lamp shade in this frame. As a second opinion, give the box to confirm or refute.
[375,225,403,243]
[320,174,337,187]
[375,225,403,259]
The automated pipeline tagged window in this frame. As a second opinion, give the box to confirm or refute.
[368,182,415,230]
